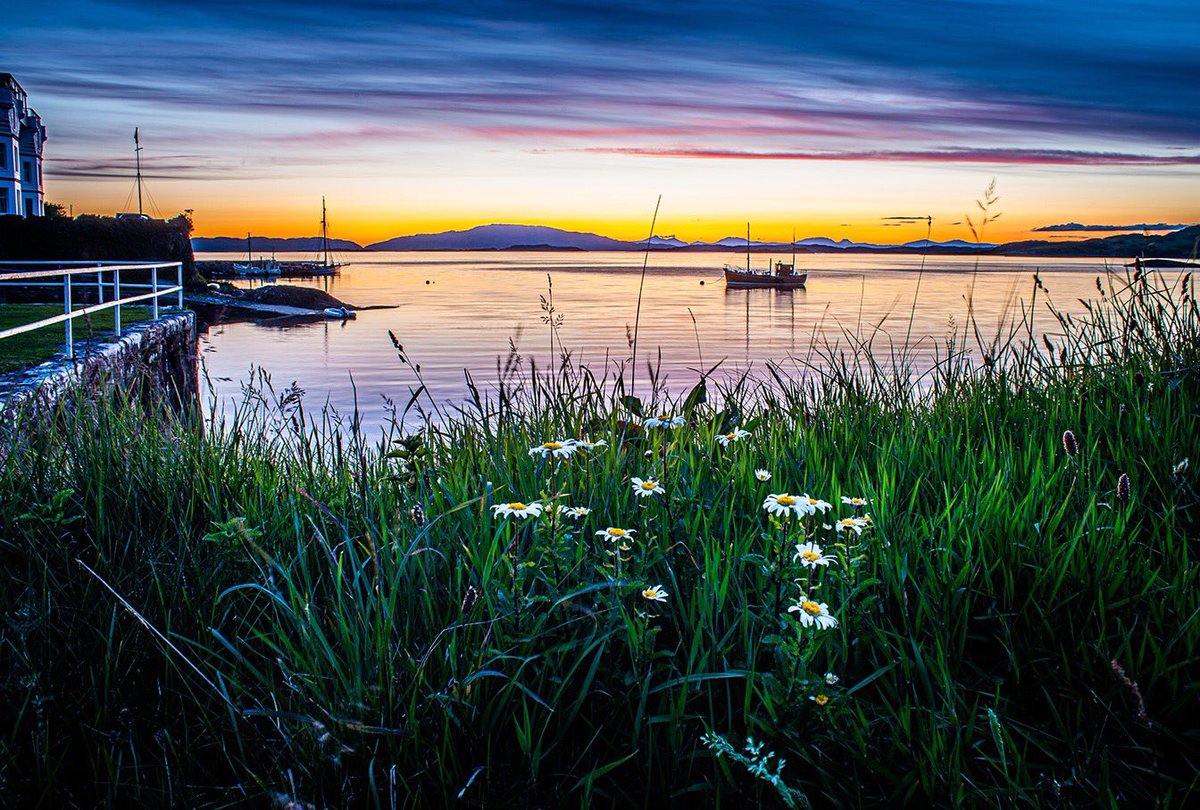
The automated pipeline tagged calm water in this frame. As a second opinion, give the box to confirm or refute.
[198,251,1130,431]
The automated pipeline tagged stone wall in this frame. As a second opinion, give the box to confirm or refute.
[0,311,198,419]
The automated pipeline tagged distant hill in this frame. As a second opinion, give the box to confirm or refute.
[995,225,1200,258]
[193,236,363,252]
[367,224,638,251]
[193,222,1200,258]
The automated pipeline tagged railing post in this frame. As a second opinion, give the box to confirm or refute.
[63,273,73,359]
[152,265,159,320]
[177,263,183,309]
[96,262,104,305]
[114,268,121,336]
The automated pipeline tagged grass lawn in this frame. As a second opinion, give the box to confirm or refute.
[1,270,1197,806]
[0,303,153,373]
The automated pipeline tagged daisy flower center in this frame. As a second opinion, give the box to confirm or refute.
[640,480,658,490]
[776,495,796,506]
[800,551,820,562]
[800,600,822,616]
[543,442,562,450]
[608,528,626,537]
[656,414,671,420]
[508,502,527,510]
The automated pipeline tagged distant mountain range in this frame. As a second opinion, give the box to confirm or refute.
[193,222,1200,258]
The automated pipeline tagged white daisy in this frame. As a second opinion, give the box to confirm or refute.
[799,494,833,514]
[575,438,608,451]
[716,428,751,447]
[754,469,772,482]
[528,440,578,459]
[824,672,839,685]
[763,492,816,519]
[491,501,544,519]
[642,584,669,602]
[788,599,839,630]
[793,542,836,568]
[567,506,592,519]
[840,496,869,507]
[835,517,870,535]
[596,526,637,542]
[643,413,685,429]
[631,477,665,498]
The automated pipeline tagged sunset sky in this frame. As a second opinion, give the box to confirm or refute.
[6,1,1199,245]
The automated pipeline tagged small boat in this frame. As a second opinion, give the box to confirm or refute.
[723,224,808,289]
[322,307,356,319]
[1124,257,1200,269]
[724,261,808,289]
[287,198,346,276]
[232,232,282,277]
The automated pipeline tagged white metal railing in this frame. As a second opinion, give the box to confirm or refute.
[0,261,184,360]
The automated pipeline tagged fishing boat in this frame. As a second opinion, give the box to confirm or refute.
[289,198,346,275]
[723,225,808,289]
[232,232,282,277]
[1124,257,1200,269]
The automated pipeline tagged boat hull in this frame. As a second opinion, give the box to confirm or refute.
[723,267,808,289]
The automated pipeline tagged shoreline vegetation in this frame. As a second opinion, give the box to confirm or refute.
[2,268,1198,806]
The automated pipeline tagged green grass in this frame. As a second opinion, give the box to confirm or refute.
[1,269,1198,807]
[0,304,154,373]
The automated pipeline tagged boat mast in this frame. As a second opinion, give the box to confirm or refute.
[321,197,329,267]
[746,222,751,271]
[246,231,252,264]
[133,128,144,217]
[792,228,796,269]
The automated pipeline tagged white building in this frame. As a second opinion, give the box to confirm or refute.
[0,73,47,217]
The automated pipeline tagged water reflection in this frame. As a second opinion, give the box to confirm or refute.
[196,251,1131,432]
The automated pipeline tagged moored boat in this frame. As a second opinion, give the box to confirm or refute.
[723,261,808,289]
[232,232,283,277]
[723,224,809,289]
[288,198,346,275]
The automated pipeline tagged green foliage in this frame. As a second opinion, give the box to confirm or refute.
[1,269,1198,807]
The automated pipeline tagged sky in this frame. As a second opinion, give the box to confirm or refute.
[6,1,1199,245]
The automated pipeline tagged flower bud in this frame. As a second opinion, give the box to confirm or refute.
[1117,473,1131,503]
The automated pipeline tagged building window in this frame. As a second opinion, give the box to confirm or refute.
[25,198,33,217]
[22,161,32,184]
[0,146,6,169]
[0,187,8,214]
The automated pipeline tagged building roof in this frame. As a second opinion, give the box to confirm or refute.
[0,73,27,95]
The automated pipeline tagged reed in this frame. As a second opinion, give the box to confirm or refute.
[1,266,1197,807]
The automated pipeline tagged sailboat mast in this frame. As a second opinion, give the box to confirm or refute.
[246,231,252,263]
[134,128,144,217]
[746,222,751,271]
[321,197,329,267]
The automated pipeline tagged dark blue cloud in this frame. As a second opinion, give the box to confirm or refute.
[6,0,1198,170]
